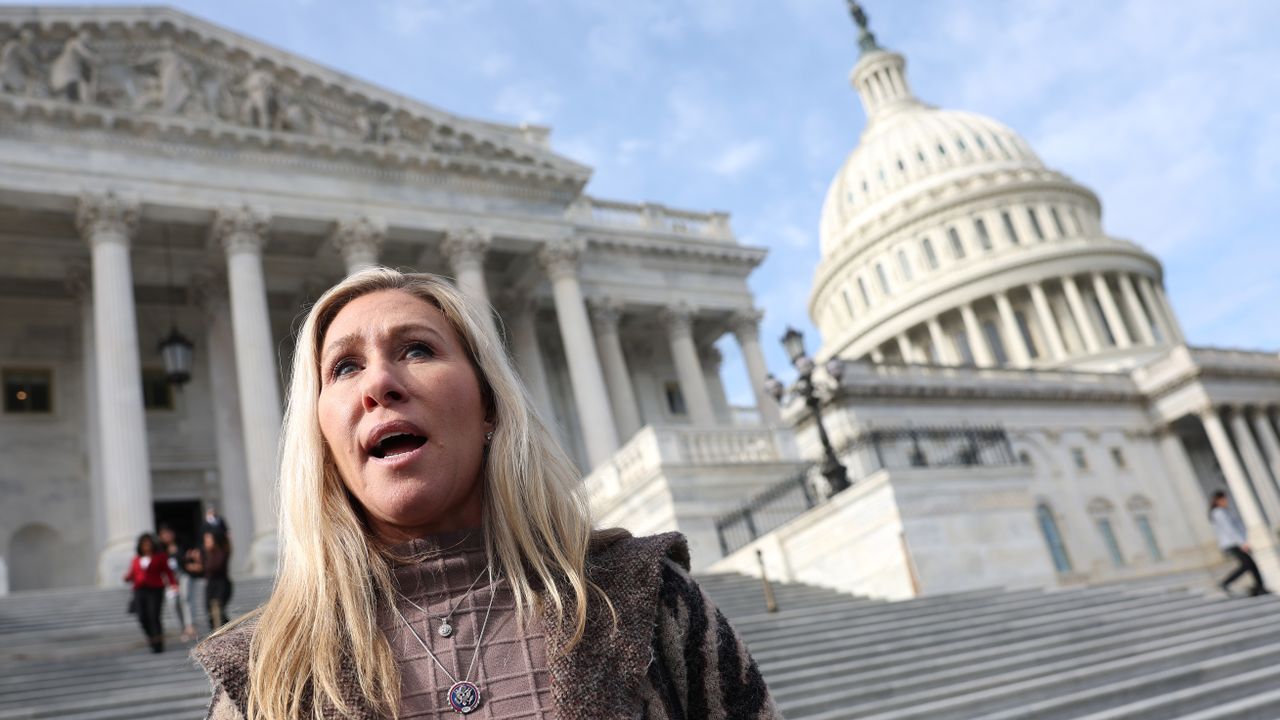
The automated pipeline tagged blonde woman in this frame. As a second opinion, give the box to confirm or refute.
[195,268,778,719]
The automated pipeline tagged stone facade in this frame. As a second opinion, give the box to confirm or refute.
[0,6,779,589]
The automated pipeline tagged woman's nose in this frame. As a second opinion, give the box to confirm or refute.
[360,358,407,410]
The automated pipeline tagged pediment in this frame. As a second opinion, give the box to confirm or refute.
[0,6,590,190]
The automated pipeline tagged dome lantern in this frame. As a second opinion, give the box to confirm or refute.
[846,2,920,124]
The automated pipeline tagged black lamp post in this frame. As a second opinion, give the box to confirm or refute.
[766,327,850,494]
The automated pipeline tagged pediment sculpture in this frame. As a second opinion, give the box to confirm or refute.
[0,20,537,169]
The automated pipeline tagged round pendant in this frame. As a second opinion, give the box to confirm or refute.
[448,680,482,714]
[438,621,453,638]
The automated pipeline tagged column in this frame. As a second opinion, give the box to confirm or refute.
[994,291,1031,367]
[1200,408,1272,538]
[537,237,619,467]
[960,302,994,367]
[1118,274,1156,345]
[501,293,556,426]
[76,192,152,585]
[730,308,781,425]
[926,318,956,365]
[869,348,885,364]
[330,216,385,275]
[588,297,643,441]
[700,345,731,424]
[66,266,107,581]
[1029,282,1067,361]
[1152,280,1187,344]
[442,227,496,336]
[212,206,281,575]
[661,301,717,426]
[1251,407,1280,507]
[1092,273,1132,348]
[1229,408,1280,526]
[193,273,254,575]
[1155,429,1216,551]
[895,333,918,364]
[1062,276,1101,353]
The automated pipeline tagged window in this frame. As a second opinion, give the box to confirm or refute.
[916,149,926,163]
[1001,211,1020,245]
[1027,208,1046,241]
[841,289,855,319]
[896,158,905,173]
[993,134,1011,158]
[1135,515,1163,561]
[975,134,987,151]
[897,249,913,282]
[1037,504,1073,573]
[974,218,993,251]
[876,263,892,295]
[664,382,687,416]
[921,237,939,269]
[142,369,174,411]
[857,277,871,306]
[3,369,52,413]
[1071,447,1089,471]
[956,137,967,152]
[981,320,1008,366]
[937,143,947,156]
[1096,517,1126,567]
[1110,447,1127,469]
[1015,311,1039,359]
[948,227,966,259]
[1050,207,1066,237]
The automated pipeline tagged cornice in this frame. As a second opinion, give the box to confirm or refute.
[584,233,767,267]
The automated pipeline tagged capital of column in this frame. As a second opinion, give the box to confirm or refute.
[700,344,723,370]
[442,226,492,268]
[76,192,139,246]
[211,205,270,256]
[587,296,624,333]
[331,216,387,262]
[729,307,764,342]
[537,236,586,282]
[660,301,696,337]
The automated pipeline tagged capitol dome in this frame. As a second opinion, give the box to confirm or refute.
[810,12,1185,372]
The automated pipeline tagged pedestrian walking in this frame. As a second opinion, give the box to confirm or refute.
[1210,491,1271,596]
[157,524,197,641]
[123,532,179,653]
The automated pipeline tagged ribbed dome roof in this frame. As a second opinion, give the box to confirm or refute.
[819,103,1044,256]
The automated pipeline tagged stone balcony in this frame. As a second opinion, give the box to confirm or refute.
[585,424,807,570]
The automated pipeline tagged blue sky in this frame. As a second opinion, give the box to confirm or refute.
[48,0,1280,405]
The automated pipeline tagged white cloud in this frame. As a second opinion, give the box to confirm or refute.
[710,138,768,176]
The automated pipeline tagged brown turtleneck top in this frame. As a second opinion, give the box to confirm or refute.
[379,531,557,719]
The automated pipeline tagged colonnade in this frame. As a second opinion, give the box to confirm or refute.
[874,270,1183,368]
[74,193,782,580]
[1166,404,1280,577]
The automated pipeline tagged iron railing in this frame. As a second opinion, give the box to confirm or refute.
[714,426,1015,556]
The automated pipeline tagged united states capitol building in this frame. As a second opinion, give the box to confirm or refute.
[2,5,1279,601]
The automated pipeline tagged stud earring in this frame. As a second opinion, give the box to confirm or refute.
[484,430,494,443]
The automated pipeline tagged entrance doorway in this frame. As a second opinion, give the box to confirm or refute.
[154,499,202,549]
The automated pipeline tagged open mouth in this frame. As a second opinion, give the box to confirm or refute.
[369,432,427,459]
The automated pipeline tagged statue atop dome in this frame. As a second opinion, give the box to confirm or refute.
[846,0,882,54]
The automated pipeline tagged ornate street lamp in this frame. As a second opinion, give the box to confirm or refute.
[158,228,194,387]
[766,327,850,494]
[158,326,194,386]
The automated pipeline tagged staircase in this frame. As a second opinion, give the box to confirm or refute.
[2,571,1277,719]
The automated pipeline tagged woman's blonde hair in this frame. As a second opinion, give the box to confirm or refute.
[234,268,594,720]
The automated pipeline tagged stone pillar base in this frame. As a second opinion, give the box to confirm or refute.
[97,539,136,588]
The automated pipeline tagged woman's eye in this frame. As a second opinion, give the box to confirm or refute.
[404,342,434,360]
[330,358,359,379]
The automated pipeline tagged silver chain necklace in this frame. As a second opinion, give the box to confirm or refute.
[392,567,502,715]
[400,563,490,639]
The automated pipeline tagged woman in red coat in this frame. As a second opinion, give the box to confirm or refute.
[124,532,178,653]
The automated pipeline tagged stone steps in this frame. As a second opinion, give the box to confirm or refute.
[1,570,1275,719]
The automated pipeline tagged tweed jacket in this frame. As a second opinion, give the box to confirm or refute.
[194,530,781,720]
